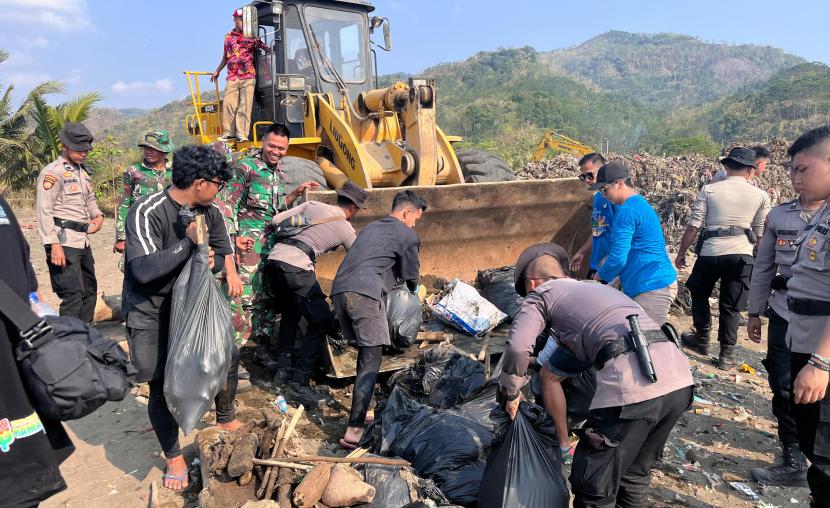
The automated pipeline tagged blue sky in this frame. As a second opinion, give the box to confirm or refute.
[1,0,828,110]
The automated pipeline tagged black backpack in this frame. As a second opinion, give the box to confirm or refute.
[0,279,135,421]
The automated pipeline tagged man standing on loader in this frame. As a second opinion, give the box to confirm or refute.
[211,8,269,142]
[113,130,174,254]
[224,123,319,366]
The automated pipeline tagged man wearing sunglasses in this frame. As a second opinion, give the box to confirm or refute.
[589,163,678,326]
[114,130,175,255]
[571,153,615,279]
[122,145,239,491]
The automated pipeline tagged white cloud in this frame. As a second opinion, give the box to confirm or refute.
[21,36,50,48]
[111,79,173,94]
[0,0,92,31]
[9,71,52,87]
[65,65,86,85]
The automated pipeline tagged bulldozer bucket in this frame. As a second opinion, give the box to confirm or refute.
[308,177,593,290]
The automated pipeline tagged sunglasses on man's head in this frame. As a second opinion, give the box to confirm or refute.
[145,131,169,144]
[578,172,595,182]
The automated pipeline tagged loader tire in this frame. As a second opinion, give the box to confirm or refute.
[455,148,515,183]
[280,156,330,194]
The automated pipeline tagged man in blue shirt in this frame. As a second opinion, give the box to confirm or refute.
[590,162,678,325]
[570,153,615,279]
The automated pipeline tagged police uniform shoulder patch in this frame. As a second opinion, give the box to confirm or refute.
[42,175,57,190]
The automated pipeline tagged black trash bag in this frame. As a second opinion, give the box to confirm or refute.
[479,402,569,508]
[386,284,423,351]
[388,344,476,402]
[476,266,523,319]
[164,243,235,434]
[376,386,499,505]
[428,354,485,409]
[358,463,459,508]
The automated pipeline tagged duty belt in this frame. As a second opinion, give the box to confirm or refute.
[787,297,830,316]
[279,237,316,263]
[700,226,755,242]
[594,330,668,370]
[54,217,89,233]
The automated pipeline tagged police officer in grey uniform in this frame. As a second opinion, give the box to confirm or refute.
[35,122,104,322]
[747,177,823,486]
[675,147,771,369]
[780,126,830,507]
[500,243,693,508]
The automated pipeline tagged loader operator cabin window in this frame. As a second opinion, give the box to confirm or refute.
[285,6,314,84]
[304,6,367,83]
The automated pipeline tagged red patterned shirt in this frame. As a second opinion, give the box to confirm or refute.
[224,30,266,81]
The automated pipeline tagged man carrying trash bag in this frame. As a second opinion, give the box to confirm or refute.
[122,145,242,492]
[499,243,694,507]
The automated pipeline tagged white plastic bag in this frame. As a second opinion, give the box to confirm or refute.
[428,279,507,337]
[164,243,235,434]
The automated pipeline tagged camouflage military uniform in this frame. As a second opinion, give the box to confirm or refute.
[225,148,287,348]
[115,161,172,241]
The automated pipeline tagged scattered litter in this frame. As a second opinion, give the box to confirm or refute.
[758,502,780,508]
[121,468,139,477]
[693,396,714,405]
[729,481,759,500]
[722,472,742,482]
[740,363,757,375]
[706,373,717,379]
[733,407,750,423]
[683,463,702,473]
[674,446,687,462]
[703,471,722,488]
[694,408,711,416]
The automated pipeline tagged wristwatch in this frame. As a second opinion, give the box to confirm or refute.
[747,313,760,318]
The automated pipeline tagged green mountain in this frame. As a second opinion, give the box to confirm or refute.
[680,62,830,143]
[97,98,194,149]
[538,31,804,110]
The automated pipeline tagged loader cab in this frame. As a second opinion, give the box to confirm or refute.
[247,0,387,139]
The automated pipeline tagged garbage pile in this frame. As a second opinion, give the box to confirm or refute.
[517,138,798,248]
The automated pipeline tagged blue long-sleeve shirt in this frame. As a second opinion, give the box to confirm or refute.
[590,192,615,270]
[596,194,676,298]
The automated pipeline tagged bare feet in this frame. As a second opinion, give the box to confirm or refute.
[339,425,364,449]
[162,455,189,491]
[216,419,244,432]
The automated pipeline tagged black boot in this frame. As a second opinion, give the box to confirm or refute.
[253,345,278,371]
[751,442,808,486]
[272,353,293,385]
[715,345,736,370]
[681,330,710,355]
[285,381,329,409]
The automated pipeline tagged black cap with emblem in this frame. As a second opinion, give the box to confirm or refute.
[514,243,571,297]
[59,122,94,152]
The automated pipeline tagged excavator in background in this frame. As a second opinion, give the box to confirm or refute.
[183,0,591,287]
[531,129,595,161]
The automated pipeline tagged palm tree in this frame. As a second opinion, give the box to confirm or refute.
[0,49,101,191]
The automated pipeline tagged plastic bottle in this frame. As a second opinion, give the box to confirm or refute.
[29,292,58,317]
[274,395,289,414]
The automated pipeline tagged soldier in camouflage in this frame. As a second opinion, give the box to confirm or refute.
[113,130,174,253]
[224,123,319,368]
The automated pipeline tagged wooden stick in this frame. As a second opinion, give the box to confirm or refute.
[264,406,305,500]
[477,332,491,362]
[195,214,207,245]
[265,460,314,471]
[346,448,368,459]
[257,419,286,498]
[147,481,158,508]
[255,455,411,466]
[416,331,452,342]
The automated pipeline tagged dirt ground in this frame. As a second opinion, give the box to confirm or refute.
[11,206,811,508]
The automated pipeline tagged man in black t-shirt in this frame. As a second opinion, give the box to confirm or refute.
[0,195,75,508]
[123,145,238,491]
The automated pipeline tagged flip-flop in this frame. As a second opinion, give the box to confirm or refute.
[338,438,360,450]
[162,471,189,491]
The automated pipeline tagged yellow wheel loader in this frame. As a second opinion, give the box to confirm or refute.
[185,0,591,289]
[184,0,594,377]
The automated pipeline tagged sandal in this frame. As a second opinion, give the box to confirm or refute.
[338,438,360,450]
[162,471,189,491]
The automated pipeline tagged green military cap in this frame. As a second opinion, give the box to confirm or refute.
[138,130,175,154]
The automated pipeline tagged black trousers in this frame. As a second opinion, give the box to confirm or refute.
[349,345,382,428]
[763,309,798,444]
[45,245,96,322]
[791,352,830,506]
[128,326,240,458]
[686,254,752,347]
[571,386,693,508]
[265,260,336,384]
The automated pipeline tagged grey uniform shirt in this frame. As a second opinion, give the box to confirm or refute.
[688,176,771,257]
[710,169,760,187]
[35,156,103,248]
[267,201,356,271]
[748,199,820,320]
[500,279,693,410]
[785,204,830,354]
